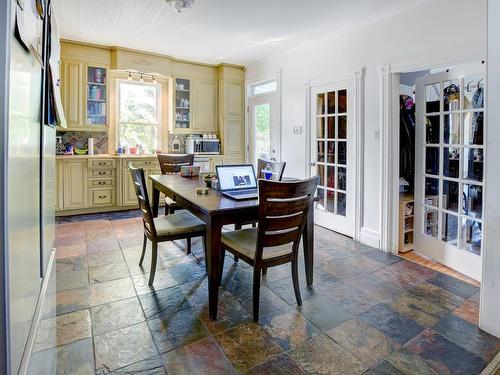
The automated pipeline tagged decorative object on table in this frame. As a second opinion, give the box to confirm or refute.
[63,145,74,155]
[87,138,94,155]
[196,187,208,195]
[180,165,200,177]
[203,173,215,188]
[263,163,274,180]
[74,147,88,155]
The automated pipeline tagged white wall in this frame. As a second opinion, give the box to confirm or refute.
[246,0,486,244]
[480,0,500,338]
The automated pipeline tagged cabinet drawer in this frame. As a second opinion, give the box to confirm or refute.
[123,159,158,168]
[89,159,116,169]
[89,178,115,188]
[90,169,115,178]
[90,189,114,206]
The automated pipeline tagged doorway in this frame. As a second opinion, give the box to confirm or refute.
[247,79,280,165]
[310,80,355,237]
[390,63,485,281]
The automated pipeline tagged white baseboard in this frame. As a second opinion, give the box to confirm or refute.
[359,227,380,249]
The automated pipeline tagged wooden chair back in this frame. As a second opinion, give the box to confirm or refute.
[257,158,286,181]
[129,165,157,237]
[256,176,319,262]
[157,153,194,174]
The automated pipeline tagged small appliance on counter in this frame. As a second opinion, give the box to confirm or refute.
[172,135,181,152]
[88,138,94,155]
[56,136,65,155]
[185,135,220,155]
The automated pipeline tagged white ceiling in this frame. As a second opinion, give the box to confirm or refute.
[52,0,428,65]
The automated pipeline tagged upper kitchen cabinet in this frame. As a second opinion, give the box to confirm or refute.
[193,79,217,133]
[173,77,218,134]
[223,80,244,117]
[86,66,108,128]
[174,78,192,132]
[61,60,83,129]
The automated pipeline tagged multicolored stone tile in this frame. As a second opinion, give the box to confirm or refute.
[107,355,166,374]
[453,300,480,325]
[214,322,283,372]
[132,270,179,296]
[389,292,449,327]
[148,307,207,354]
[138,285,191,319]
[372,266,425,291]
[407,282,464,311]
[290,334,367,375]
[195,292,252,334]
[427,273,480,299]
[235,285,290,317]
[386,260,438,280]
[360,248,403,266]
[359,303,425,345]
[56,287,90,315]
[94,322,158,372]
[56,268,89,293]
[56,309,92,346]
[266,276,316,306]
[162,337,237,375]
[383,347,438,375]
[349,274,403,302]
[405,328,487,374]
[87,249,125,268]
[298,293,352,331]
[86,236,121,254]
[90,277,136,306]
[260,307,321,351]
[434,314,500,362]
[91,297,145,335]
[56,244,86,260]
[57,338,95,375]
[327,318,401,367]
[320,283,380,315]
[246,353,306,375]
[89,262,130,284]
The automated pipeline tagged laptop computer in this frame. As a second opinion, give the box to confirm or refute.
[216,164,258,200]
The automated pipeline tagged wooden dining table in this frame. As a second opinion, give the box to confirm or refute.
[149,174,315,321]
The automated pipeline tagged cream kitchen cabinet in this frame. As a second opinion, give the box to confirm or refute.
[120,158,163,206]
[55,161,64,211]
[62,160,88,209]
[61,60,84,130]
[193,79,217,133]
[222,80,244,117]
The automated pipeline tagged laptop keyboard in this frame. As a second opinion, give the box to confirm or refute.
[228,189,257,195]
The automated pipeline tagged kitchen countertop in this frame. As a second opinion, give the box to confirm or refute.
[56,154,224,159]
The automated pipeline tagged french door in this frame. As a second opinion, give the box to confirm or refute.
[248,93,280,164]
[310,80,355,237]
[414,66,485,280]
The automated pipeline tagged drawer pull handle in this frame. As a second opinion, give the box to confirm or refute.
[98,171,106,175]
[98,162,106,165]
[98,181,105,185]
[98,195,107,199]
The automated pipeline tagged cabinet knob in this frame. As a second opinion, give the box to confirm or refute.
[98,195,107,199]
[98,171,106,175]
[98,181,105,185]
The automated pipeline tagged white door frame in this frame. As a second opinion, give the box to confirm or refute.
[305,69,364,241]
[245,71,282,163]
[380,56,484,255]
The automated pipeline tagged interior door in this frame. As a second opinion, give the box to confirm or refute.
[248,93,279,164]
[414,66,485,281]
[310,80,355,237]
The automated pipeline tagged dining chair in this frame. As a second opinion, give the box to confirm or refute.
[256,158,286,181]
[233,158,287,267]
[129,165,206,286]
[220,176,319,321]
[157,153,197,253]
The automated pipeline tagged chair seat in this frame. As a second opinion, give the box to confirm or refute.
[165,196,180,207]
[154,210,205,236]
[221,228,292,261]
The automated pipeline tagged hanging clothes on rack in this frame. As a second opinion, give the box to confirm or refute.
[399,95,415,192]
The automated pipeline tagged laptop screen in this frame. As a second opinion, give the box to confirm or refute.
[216,164,257,191]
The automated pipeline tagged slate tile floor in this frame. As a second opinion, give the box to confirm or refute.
[54,211,500,374]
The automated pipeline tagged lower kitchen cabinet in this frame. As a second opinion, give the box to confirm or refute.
[63,160,88,209]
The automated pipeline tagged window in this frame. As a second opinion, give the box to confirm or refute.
[251,80,277,96]
[118,81,161,152]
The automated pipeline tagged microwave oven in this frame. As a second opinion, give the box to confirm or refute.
[185,137,220,155]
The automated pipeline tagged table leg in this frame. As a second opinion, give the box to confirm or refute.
[152,185,160,218]
[303,207,314,286]
[206,215,222,321]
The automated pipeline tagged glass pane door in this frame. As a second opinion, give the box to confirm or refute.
[87,66,107,125]
[415,68,484,280]
[254,103,271,161]
[311,80,355,238]
[175,78,191,129]
[315,89,348,217]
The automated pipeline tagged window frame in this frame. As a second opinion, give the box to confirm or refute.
[116,79,162,151]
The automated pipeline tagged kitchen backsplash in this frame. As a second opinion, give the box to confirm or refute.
[168,133,187,153]
[57,131,108,154]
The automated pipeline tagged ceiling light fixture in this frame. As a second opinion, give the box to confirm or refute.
[165,0,195,13]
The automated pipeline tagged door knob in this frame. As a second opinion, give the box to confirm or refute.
[309,162,316,166]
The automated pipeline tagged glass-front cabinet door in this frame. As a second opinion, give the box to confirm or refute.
[86,66,107,127]
[414,66,485,281]
[174,78,191,131]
